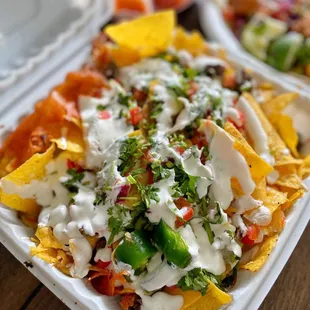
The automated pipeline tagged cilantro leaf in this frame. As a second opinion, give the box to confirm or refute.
[150,102,163,120]
[118,93,131,107]
[62,169,84,194]
[173,165,199,203]
[118,138,145,175]
[93,191,107,206]
[127,175,160,208]
[177,268,221,296]
[151,161,171,182]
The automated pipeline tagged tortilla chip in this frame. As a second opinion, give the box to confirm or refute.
[242,93,301,170]
[262,93,298,116]
[225,122,273,180]
[35,226,62,249]
[51,138,84,153]
[281,189,304,211]
[185,282,232,310]
[30,244,58,264]
[261,93,299,157]
[252,177,267,201]
[164,287,201,310]
[30,244,72,274]
[299,155,310,179]
[241,234,279,271]
[264,187,287,213]
[0,144,55,213]
[109,44,140,67]
[275,173,304,193]
[261,208,285,236]
[173,27,205,56]
[105,11,175,57]
[164,282,231,310]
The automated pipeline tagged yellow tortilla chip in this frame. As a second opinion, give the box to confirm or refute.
[105,11,175,57]
[242,93,301,170]
[275,173,304,193]
[299,155,310,179]
[241,234,279,272]
[51,138,83,153]
[35,226,62,249]
[185,282,232,310]
[261,208,285,236]
[252,177,267,202]
[30,244,72,274]
[264,187,287,213]
[173,27,205,56]
[31,244,58,264]
[164,287,201,310]
[262,93,298,116]
[257,92,299,157]
[165,283,231,310]
[281,189,304,211]
[109,44,140,67]
[0,144,55,213]
[225,122,273,180]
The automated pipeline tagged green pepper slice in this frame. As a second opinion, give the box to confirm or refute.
[153,219,191,268]
[114,230,156,271]
[267,32,303,72]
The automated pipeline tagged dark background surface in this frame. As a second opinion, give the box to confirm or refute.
[0,3,309,310]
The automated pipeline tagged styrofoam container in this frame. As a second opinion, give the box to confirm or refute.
[0,3,309,310]
[197,0,310,94]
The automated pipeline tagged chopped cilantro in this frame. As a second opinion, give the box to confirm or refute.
[173,165,199,203]
[183,68,199,80]
[168,84,188,98]
[151,161,171,182]
[202,220,215,244]
[118,93,131,107]
[93,191,107,206]
[118,138,145,175]
[150,102,163,119]
[178,268,221,296]
[127,175,160,208]
[62,169,84,194]
[97,104,106,111]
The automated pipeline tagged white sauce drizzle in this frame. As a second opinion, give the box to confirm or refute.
[237,96,275,166]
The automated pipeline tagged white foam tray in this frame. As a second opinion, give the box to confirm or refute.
[0,3,310,309]
[197,0,310,94]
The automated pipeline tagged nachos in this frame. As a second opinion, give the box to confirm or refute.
[0,11,308,310]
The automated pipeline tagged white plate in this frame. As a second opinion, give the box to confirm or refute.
[0,9,310,310]
[197,0,310,94]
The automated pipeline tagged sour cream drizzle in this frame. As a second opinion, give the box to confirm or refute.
[237,96,274,166]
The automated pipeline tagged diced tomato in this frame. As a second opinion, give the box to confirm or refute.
[133,88,147,102]
[98,110,111,120]
[175,197,191,209]
[96,260,111,269]
[241,225,260,246]
[175,206,194,228]
[115,0,148,13]
[175,146,186,155]
[191,132,208,149]
[130,106,143,126]
[66,159,83,172]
